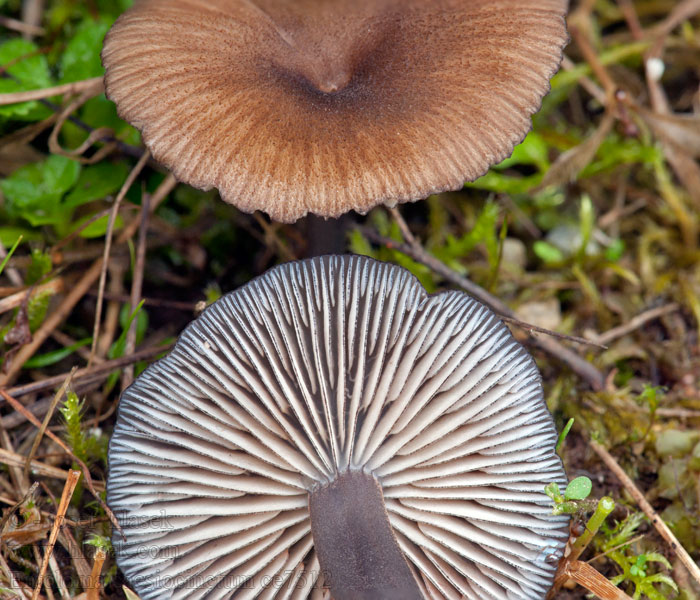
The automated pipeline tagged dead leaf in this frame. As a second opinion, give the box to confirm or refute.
[639,109,700,158]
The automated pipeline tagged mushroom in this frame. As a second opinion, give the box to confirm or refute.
[108,255,569,599]
[101,0,569,222]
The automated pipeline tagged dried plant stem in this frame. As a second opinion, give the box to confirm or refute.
[362,219,607,390]
[0,389,116,530]
[564,560,633,600]
[0,15,45,36]
[86,548,107,600]
[31,470,81,600]
[590,440,700,587]
[0,278,65,315]
[48,553,69,599]
[89,150,150,365]
[122,192,151,390]
[2,343,173,403]
[548,499,623,600]
[0,447,74,481]
[0,259,103,386]
[591,303,680,345]
[58,527,92,591]
[0,76,103,105]
[0,551,28,598]
[0,410,29,495]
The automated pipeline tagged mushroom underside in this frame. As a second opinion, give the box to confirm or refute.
[108,255,569,599]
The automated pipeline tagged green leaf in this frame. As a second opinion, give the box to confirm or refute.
[642,573,678,591]
[467,171,541,195]
[348,229,375,258]
[533,241,565,265]
[564,476,593,501]
[23,338,92,369]
[60,19,112,83]
[74,213,124,239]
[1,155,81,227]
[446,201,500,259]
[0,227,41,247]
[642,552,673,570]
[605,239,626,262]
[495,132,550,172]
[64,162,129,208]
[0,39,53,120]
[85,533,113,553]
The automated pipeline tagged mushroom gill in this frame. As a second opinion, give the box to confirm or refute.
[102,0,569,222]
[108,255,569,599]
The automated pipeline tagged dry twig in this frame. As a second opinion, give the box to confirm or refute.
[0,77,103,105]
[31,470,80,600]
[0,389,116,531]
[361,215,607,390]
[590,440,700,588]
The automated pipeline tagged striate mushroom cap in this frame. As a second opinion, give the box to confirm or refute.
[102,0,569,222]
[108,255,569,599]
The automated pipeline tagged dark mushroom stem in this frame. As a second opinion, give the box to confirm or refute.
[309,470,423,600]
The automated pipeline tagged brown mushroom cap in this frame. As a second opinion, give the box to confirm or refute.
[102,0,568,222]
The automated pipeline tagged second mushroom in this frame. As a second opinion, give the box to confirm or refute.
[108,255,569,600]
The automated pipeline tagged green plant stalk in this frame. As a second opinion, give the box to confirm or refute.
[556,418,575,453]
[570,496,616,562]
[0,235,22,276]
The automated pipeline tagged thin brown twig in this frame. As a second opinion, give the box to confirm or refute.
[0,390,118,532]
[568,24,618,98]
[58,528,92,591]
[589,439,700,587]
[360,222,607,390]
[564,560,633,600]
[0,77,103,105]
[0,279,64,315]
[33,545,56,600]
[0,447,74,481]
[0,408,29,496]
[89,151,151,365]
[47,82,115,165]
[617,0,645,41]
[589,303,681,345]
[122,191,151,391]
[21,0,44,40]
[86,548,106,600]
[0,481,39,536]
[0,550,28,600]
[2,343,173,402]
[0,259,104,386]
[0,15,45,36]
[31,470,80,600]
[23,368,76,478]
[47,551,69,600]
[86,290,199,312]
